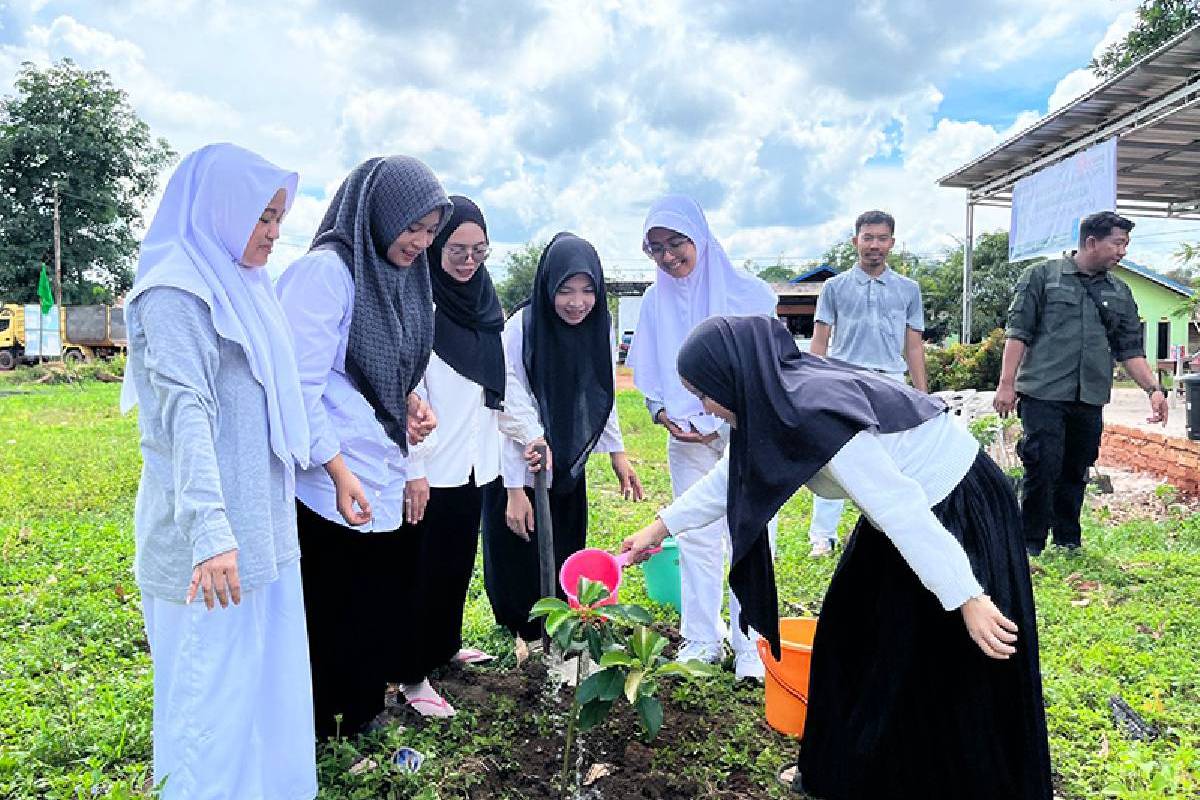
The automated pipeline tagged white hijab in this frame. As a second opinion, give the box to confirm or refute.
[627,195,778,435]
[120,143,311,475]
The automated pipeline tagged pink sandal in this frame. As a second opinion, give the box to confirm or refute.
[453,647,496,665]
[403,680,456,718]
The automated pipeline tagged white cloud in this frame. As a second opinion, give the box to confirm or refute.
[1047,9,1139,112]
[5,0,1188,279]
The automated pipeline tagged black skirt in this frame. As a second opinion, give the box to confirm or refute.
[796,451,1052,800]
[480,475,588,641]
[391,476,488,685]
[296,500,406,739]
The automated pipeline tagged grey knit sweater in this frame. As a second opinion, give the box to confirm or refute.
[129,287,299,602]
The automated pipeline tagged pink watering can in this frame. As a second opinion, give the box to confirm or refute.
[559,546,662,607]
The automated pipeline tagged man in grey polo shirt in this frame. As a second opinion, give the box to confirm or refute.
[806,209,928,556]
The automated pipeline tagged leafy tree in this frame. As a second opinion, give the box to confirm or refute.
[495,240,545,313]
[916,231,1043,343]
[1091,0,1200,78]
[821,240,858,271]
[0,59,174,304]
[756,262,799,283]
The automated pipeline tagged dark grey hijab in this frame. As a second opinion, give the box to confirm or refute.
[312,156,452,453]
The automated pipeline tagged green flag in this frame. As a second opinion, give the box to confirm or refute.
[37,264,53,315]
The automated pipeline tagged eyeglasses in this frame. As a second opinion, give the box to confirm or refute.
[643,236,692,262]
[444,244,491,264]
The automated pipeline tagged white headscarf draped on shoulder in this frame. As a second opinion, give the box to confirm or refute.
[626,194,777,435]
[120,142,311,475]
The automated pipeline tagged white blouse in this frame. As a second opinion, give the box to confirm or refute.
[658,412,985,612]
[498,307,624,489]
[407,349,503,488]
[275,248,412,532]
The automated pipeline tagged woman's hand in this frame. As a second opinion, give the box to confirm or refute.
[961,594,1018,659]
[610,451,645,501]
[407,393,437,445]
[655,410,719,444]
[325,454,373,526]
[405,477,430,525]
[505,488,534,540]
[186,549,241,610]
[620,518,670,565]
[523,438,552,473]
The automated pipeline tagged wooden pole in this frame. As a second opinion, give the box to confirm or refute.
[53,183,62,309]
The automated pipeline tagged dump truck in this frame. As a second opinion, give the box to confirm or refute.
[0,303,127,369]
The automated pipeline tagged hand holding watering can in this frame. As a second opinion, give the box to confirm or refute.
[619,517,672,566]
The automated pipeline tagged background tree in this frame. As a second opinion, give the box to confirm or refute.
[756,259,799,283]
[0,59,174,304]
[495,241,545,313]
[1091,0,1200,78]
[916,230,1043,343]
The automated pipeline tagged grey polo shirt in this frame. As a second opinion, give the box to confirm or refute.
[814,264,924,373]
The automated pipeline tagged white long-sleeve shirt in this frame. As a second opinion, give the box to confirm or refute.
[275,248,414,531]
[658,412,985,611]
[498,307,624,489]
[406,348,503,488]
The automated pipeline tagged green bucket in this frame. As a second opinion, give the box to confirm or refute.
[642,537,681,611]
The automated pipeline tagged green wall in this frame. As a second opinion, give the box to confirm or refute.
[1114,266,1192,360]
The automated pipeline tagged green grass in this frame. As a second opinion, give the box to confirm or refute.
[0,384,1197,798]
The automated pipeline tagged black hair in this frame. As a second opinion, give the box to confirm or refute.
[854,210,895,235]
[1079,211,1134,246]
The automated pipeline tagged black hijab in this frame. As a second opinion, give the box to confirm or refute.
[677,315,947,657]
[520,232,614,493]
[426,196,505,409]
[311,156,452,454]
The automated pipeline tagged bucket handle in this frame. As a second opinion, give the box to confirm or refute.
[758,644,809,706]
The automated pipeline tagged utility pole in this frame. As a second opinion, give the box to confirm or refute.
[52,182,62,309]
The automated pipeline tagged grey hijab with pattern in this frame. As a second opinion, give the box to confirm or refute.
[311,156,452,453]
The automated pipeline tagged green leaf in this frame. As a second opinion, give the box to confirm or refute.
[577,698,614,731]
[629,626,667,665]
[604,604,654,626]
[635,695,663,740]
[656,660,723,679]
[576,577,611,607]
[528,597,569,619]
[624,668,645,704]
[598,650,636,668]
[578,667,625,704]
[543,608,572,635]
[585,625,604,661]
[553,618,581,651]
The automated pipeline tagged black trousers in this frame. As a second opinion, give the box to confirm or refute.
[296,501,404,739]
[392,476,488,685]
[480,476,588,641]
[1016,394,1104,553]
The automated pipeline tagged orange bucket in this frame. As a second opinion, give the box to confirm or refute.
[756,616,818,737]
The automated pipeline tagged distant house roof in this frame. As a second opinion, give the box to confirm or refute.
[1117,259,1195,297]
[789,265,838,283]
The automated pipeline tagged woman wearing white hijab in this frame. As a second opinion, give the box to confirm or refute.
[625,195,778,680]
[122,143,339,799]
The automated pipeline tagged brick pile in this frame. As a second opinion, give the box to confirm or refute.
[1098,424,1200,495]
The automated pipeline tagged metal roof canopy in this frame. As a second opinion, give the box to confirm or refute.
[938,23,1200,341]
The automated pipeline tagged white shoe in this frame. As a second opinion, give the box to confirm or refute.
[675,639,723,664]
[734,650,765,682]
[809,538,835,557]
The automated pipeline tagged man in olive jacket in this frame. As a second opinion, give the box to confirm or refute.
[994,211,1168,555]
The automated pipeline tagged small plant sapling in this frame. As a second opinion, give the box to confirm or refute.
[529,577,721,793]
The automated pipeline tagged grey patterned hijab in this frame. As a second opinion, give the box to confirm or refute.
[311,156,452,453]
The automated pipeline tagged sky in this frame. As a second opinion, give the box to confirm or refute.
[1,0,1194,279]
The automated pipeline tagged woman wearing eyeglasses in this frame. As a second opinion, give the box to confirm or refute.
[394,196,504,716]
[625,195,778,680]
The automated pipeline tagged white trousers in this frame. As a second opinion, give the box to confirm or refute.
[669,435,776,655]
[806,370,907,545]
[143,561,317,800]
